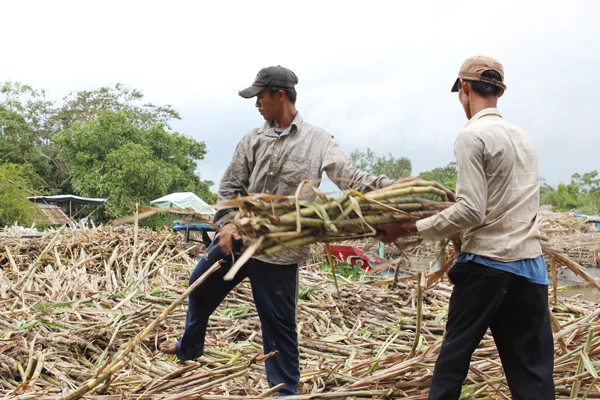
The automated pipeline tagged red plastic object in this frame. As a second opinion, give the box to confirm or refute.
[324,245,392,272]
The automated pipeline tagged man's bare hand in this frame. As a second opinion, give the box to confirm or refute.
[218,224,241,255]
[376,222,419,243]
[451,233,462,253]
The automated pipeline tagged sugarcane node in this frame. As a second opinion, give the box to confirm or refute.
[325,222,338,234]
[267,215,281,224]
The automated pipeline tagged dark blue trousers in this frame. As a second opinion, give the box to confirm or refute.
[428,261,555,400]
[175,237,300,396]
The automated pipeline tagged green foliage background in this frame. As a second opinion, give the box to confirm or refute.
[0,163,37,227]
[0,81,216,229]
[2,79,598,231]
[349,147,599,215]
[350,147,412,180]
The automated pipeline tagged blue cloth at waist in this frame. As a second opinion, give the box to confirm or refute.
[456,252,548,285]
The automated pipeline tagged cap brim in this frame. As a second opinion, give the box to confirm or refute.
[238,84,265,99]
[451,78,461,92]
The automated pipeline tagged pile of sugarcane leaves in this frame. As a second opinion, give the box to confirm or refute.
[0,216,599,397]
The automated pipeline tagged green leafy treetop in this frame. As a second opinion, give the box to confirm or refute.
[541,171,600,214]
[0,163,38,228]
[54,111,216,224]
[419,162,457,191]
[350,147,412,180]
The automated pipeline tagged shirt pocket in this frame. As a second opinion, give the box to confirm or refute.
[278,156,313,192]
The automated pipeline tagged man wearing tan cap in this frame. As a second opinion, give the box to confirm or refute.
[380,56,555,399]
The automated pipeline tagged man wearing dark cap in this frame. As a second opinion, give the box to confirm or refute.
[379,56,555,399]
[161,65,400,395]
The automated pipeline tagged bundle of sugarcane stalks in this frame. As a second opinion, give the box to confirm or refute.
[221,180,455,280]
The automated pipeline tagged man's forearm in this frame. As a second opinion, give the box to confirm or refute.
[416,200,482,240]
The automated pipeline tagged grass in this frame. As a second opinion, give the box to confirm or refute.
[320,261,365,281]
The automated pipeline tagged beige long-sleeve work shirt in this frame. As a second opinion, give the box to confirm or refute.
[416,108,543,262]
[214,112,396,265]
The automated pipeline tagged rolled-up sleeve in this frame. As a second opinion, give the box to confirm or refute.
[322,136,396,193]
[416,131,487,240]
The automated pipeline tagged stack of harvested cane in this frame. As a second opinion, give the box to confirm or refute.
[2,227,600,399]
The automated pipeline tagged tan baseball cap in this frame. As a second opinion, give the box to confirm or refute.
[451,55,506,92]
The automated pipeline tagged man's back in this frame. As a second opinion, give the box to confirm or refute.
[457,108,542,261]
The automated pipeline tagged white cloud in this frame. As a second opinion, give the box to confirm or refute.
[2,0,599,192]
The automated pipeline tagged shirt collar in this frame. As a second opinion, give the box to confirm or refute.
[258,112,304,137]
[465,107,502,127]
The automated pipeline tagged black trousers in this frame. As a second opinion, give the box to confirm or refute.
[428,261,555,400]
[175,237,300,396]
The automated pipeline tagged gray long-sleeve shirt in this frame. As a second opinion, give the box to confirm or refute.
[416,108,543,262]
[214,112,396,264]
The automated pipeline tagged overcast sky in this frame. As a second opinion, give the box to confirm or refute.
[2,0,599,195]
